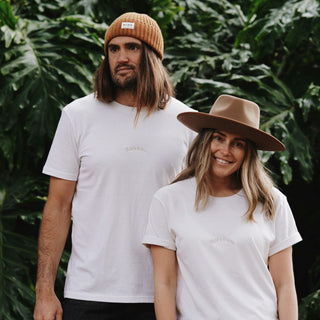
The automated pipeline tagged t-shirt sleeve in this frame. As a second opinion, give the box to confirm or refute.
[42,109,79,181]
[269,190,302,256]
[142,194,176,251]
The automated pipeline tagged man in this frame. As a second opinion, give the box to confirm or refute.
[34,12,195,320]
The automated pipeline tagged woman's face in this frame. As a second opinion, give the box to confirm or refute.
[210,130,246,181]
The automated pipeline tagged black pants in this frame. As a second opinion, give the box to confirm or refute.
[62,299,156,320]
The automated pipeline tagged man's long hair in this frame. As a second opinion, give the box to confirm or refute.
[172,129,276,220]
[94,43,174,121]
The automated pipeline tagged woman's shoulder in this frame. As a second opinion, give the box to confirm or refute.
[271,187,292,212]
[154,177,196,200]
[272,187,288,201]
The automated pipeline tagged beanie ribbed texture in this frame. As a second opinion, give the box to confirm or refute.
[104,12,164,60]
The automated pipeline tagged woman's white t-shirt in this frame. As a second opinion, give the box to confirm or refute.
[143,177,302,319]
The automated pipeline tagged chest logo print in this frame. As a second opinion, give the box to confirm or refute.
[125,146,147,153]
[210,236,235,245]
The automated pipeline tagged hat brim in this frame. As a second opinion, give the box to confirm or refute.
[178,112,285,151]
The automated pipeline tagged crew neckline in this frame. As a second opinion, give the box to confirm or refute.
[209,188,244,199]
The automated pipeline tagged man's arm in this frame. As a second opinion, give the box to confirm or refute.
[151,245,177,320]
[34,177,76,320]
[269,246,298,320]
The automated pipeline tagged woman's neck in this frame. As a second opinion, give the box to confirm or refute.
[209,176,241,197]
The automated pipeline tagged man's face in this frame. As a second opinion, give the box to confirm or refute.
[108,36,142,90]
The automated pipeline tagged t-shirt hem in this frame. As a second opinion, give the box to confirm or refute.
[142,236,176,251]
[269,232,302,256]
[64,291,154,303]
[42,166,78,181]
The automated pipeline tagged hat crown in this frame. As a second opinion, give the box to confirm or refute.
[211,95,260,129]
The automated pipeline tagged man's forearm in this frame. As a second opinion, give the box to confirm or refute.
[35,200,71,292]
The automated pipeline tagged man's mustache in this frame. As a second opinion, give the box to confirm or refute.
[115,64,135,72]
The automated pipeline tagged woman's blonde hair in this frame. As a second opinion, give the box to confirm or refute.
[173,129,276,220]
[94,43,174,122]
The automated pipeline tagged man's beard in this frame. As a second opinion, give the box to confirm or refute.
[111,64,137,90]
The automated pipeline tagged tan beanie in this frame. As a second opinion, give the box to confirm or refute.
[104,12,164,60]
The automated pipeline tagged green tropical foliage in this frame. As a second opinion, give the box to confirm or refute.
[1,0,319,318]
[299,289,320,320]
[165,0,320,184]
[1,0,107,318]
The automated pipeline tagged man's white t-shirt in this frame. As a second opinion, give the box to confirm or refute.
[143,177,302,319]
[43,93,196,303]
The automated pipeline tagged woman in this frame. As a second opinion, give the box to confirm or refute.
[143,95,302,320]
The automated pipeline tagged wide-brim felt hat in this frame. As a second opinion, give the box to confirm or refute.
[177,94,285,151]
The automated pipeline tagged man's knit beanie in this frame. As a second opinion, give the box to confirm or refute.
[104,12,164,60]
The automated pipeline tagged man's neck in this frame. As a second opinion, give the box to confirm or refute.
[114,90,137,107]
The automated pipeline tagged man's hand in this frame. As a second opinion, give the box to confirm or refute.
[34,290,63,320]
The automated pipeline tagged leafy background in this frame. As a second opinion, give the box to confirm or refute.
[1,0,320,318]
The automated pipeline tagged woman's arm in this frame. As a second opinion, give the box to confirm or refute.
[151,245,177,320]
[268,246,298,320]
